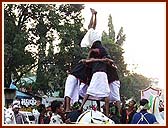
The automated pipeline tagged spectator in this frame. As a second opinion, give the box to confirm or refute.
[37,104,46,124]
[109,101,121,124]
[120,99,137,124]
[66,102,82,123]
[49,100,70,124]
[12,101,28,124]
[131,98,158,124]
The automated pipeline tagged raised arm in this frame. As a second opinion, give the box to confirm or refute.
[80,58,114,64]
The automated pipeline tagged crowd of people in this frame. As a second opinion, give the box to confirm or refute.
[4,8,159,125]
[4,97,158,124]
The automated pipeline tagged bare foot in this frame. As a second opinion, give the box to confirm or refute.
[90,8,97,14]
[93,10,97,15]
[90,8,94,13]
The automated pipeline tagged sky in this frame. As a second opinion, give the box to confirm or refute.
[81,2,166,89]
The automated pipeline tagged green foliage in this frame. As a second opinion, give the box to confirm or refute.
[116,27,126,46]
[108,14,115,41]
[120,73,150,101]
[4,4,151,99]
[4,4,36,87]
[4,4,86,94]
[102,14,151,100]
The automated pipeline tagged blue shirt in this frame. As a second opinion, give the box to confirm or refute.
[131,110,157,124]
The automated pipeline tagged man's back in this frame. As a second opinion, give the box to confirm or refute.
[131,111,158,124]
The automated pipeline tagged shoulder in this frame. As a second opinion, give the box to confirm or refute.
[147,113,157,119]
[133,112,140,116]
[132,112,141,118]
[145,113,155,117]
[142,112,157,121]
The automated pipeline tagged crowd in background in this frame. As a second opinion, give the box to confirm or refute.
[4,95,159,124]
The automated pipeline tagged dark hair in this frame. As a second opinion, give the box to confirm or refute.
[91,41,101,49]
[131,100,136,105]
[140,99,149,106]
[51,100,63,113]
[88,49,100,58]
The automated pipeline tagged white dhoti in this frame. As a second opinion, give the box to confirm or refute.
[64,74,80,104]
[79,83,88,98]
[87,72,110,98]
[109,80,121,102]
[81,28,102,48]
[79,83,103,101]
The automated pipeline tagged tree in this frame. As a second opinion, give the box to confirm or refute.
[46,4,87,96]
[116,27,126,46]
[108,14,115,42]
[102,14,151,100]
[121,73,151,101]
[4,4,36,87]
[4,4,87,95]
[102,15,128,79]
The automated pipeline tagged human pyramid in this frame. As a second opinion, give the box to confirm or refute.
[4,8,160,125]
[64,8,121,118]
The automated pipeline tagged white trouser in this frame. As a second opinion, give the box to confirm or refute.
[64,74,80,104]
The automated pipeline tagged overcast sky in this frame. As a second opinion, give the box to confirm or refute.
[82,2,166,89]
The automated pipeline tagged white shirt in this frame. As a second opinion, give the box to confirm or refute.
[49,113,63,124]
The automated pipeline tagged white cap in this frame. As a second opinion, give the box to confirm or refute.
[12,104,21,109]
[12,100,21,109]
[12,100,20,106]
